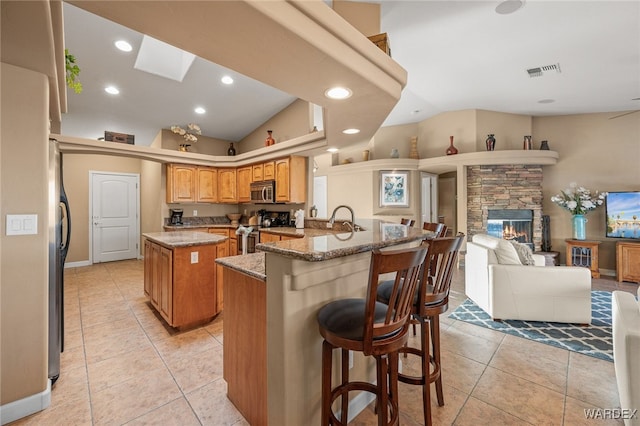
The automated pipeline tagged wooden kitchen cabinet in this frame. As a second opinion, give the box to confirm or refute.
[166,164,196,203]
[237,166,252,202]
[260,232,282,243]
[144,239,218,328]
[196,167,218,202]
[275,156,306,203]
[252,163,264,182]
[229,229,238,255]
[617,241,640,283]
[167,164,218,203]
[263,161,275,180]
[209,228,230,255]
[218,168,237,203]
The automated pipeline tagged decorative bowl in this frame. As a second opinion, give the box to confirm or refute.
[227,213,242,225]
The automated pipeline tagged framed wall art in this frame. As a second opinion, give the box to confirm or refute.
[380,170,409,207]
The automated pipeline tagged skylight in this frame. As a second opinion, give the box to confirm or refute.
[134,35,195,82]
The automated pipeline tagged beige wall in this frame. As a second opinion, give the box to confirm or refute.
[239,99,312,152]
[63,154,142,263]
[160,129,234,156]
[534,112,640,269]
[1,63,50,404]
[418,109,477,158]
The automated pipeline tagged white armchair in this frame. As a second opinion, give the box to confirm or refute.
[613,289,640,426]
[465,234,592,323]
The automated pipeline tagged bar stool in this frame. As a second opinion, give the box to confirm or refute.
[317,246,428,425]
[422,222,448,238]
[376,235,464,426]
[401,218,416,227]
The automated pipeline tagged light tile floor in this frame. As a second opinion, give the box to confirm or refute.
[9,259,637,425]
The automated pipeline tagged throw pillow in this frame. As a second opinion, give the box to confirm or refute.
[493,239,522,265]
[509,240,536,265]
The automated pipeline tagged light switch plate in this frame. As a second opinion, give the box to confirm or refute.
[190,251,198,264]
[6,214,38,236]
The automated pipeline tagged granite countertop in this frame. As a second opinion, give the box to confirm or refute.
[143,231,228,248]
[256,219,434,262]
[215,253,266,281]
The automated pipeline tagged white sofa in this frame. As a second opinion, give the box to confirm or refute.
[465,234,592,323]
[613,289,640,426]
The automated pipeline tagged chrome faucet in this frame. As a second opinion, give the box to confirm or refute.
[329,205,355,229]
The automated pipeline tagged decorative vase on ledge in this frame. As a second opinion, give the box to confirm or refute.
[265,130,275,147]
[445,136,458,155]
[572,214,587,240]
[486,134,496,151]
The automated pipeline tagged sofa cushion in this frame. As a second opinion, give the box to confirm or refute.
[510,241,536,265]
[472,234,522,265]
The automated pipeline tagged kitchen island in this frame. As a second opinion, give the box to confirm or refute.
[143,231,227,329]
[215,220,433,425]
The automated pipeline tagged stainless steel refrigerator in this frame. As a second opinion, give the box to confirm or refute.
[48,139,71,384]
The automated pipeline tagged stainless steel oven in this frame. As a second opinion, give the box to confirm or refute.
[250,180,276,204]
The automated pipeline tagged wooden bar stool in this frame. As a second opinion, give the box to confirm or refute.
[377,235,464,426]
[422,222,448,238]
[317,246,428,426]
[401,218,416,227]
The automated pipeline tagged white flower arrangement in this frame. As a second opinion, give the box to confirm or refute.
[171,123,201,144]
[551,182,607,215]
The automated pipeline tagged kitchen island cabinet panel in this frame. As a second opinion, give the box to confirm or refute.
[144,232,224,328]
[222,267,267,426]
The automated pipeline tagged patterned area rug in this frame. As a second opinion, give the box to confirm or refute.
[448,291,613,362]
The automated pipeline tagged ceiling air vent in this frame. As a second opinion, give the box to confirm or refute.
[526,63,561,78]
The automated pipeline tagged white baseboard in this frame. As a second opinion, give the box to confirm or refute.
[64,260,90,268]
[0,380,51,425]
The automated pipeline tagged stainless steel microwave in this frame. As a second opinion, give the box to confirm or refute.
[250,180,276,203]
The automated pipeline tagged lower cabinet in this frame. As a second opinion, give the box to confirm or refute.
[144,239,219,328]
[617,241,640,283]
[259,232,282,243]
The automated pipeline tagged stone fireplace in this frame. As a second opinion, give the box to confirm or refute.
[467,164,543,251]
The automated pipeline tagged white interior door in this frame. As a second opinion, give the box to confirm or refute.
[421,172,438,225]
[91,172,139,263]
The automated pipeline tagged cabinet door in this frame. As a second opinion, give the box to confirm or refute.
[275,158,290,202]
[166,164,196,203]
[218,169,237,203]
[229,238,238,255]
[149,242,161,308]
[252,164,264,182]
[216,240,229,258]
[209,229,229,255]
[237,166,252,202]
[159,246,173,324]
[143,240,153,298]
[263,161,275,180]
[197,167,218,202]
[260,232,281,243]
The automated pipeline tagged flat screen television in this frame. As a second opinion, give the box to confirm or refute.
[606,191,640,239]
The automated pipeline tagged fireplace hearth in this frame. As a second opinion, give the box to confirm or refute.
[487,209,533,248]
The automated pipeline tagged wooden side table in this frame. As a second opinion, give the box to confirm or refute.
[565,239,601,278]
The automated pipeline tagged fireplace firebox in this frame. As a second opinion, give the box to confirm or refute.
[487,209,533,248]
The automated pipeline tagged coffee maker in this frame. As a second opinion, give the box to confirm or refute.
[169,209,184,225]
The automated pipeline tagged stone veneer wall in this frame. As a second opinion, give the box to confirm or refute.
[467,165,543,250]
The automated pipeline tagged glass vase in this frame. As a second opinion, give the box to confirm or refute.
[572,214,587,240]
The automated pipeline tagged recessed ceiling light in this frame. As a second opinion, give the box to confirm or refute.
[325,87,352,100]
[114,40,132,52]
[342,128,360,134]
[221,76,234,85]
[538,99,555,104]
[195,107,206,114]
[327,148,339,153]
[495,0,525,15]
[104,86,119,95]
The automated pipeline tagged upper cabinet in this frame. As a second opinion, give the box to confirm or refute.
[218,168,237,203]
[237,166,252,203]
[167,164,218,203]
[166,164,197,203]
[166,156,306,204]
[263,161,275,181]
[275,156,306,203]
